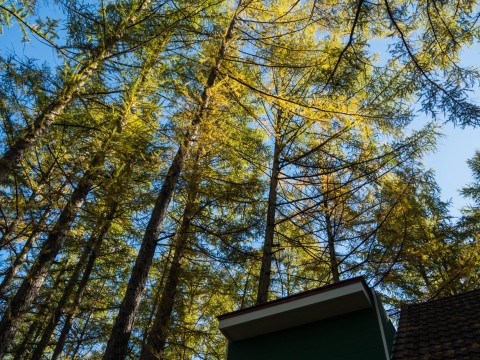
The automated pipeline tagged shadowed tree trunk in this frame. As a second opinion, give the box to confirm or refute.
[102,3,244,358]
[256,111,282,305]
[323,197,341,283]
[49,203,118,360]
[102,136,193,360]
[0,153,104,357]
[140,161,200,360]
[31,203,117,360]
[10,265,67,360]
[140,246,174,352]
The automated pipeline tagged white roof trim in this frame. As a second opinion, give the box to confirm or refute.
[372,291,391,360]
[219,280,372,341]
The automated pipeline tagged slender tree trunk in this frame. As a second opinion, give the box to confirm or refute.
[50,203,118,360]
[256,113,282,305]
[141,246,174,352]
[11,266,67,360]
[324,200,340,283]
[70,310,93,360]
[140,167,200,360]
[30,203,117,360]
[103,143,189,360]
[0,0,151,184]
[102,3,243,357]
[0,168,98,357]
[30,233,95,360]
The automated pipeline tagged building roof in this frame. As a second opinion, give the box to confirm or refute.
[217,277,373,342]
[393,288,480,360]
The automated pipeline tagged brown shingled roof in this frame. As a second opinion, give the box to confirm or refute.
[393,288,480,360]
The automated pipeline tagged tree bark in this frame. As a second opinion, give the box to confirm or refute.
[50,203,117,360]
[102,145,189,360]
[102,3,243,358]
[10,266,67,360]
[140,246,174,352]
[0,166,98,357]
[140,165,200,360]
[70,310,93,360]
[256,111,282,305]
[30,203,116,360]
[0,0,151,184]
[324,199,341,283]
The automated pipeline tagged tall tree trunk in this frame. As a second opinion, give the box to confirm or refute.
[256,112,282,305]
[30,233,95,360]
[141,246,174,352]
[102,3,243,358]
[30,203,117,360]
[102,139,190,360]
[50,203,118,360]
[70,310,93,360]
[324,199,340,283]
[0,0,151,184]
[140,164,200,360]
[11,265,67,360]
[0,163,101,357]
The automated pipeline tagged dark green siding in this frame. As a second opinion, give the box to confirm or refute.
[227,308,387,360]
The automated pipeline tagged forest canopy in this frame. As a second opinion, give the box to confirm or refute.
[0,0,479,359]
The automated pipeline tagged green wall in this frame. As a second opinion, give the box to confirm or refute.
[227,307,390,360]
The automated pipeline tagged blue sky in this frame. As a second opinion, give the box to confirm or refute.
[415,43,480,217]
[422,121,480,216]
